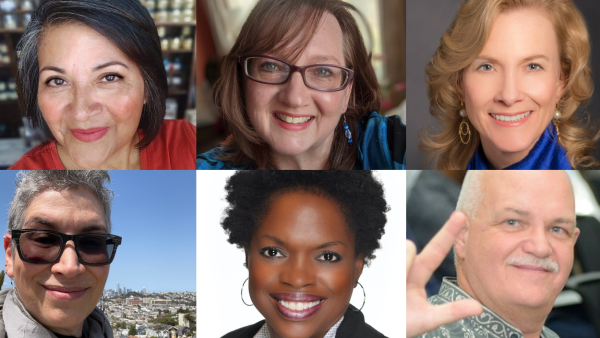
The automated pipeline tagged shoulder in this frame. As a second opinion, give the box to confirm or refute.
[356,112,406,170]
[8,141,63,170]
[197,147,235,170]
[221,320,265,338]
[142,119,196,170]
[337,305,387,338]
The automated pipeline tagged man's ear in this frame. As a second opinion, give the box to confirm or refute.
[4,234,13,278]
[454,218,470,260]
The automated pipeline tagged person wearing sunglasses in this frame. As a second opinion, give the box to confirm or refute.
[220,171,388,337]
[2,170,120,338]
[197,0,406,170]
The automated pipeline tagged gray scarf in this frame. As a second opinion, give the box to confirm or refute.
[0,288,113,338]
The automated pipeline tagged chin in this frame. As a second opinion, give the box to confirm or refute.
[66,147,113,169]
[486,134,538,154]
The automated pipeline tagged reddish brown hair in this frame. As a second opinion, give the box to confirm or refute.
[213,0,381,169]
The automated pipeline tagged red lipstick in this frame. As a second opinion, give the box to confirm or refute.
[70,127,109,142]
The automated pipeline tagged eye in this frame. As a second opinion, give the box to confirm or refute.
[527,63,543,71]
[551,226,566,234]
[317,251,341,263]
[506,220,519,227]
[101,73,123,83]
[259,246,285,259]
[46,78,66,87]
[477,64,494,72]
[260,62,278,71]
[315,67,334,76]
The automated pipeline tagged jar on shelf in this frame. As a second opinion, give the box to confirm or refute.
[157,26,166,38]
[165,98,178,119]
[171,0,183,10]
[21,12,32,27]
[182,8,194,22]
[157,0,168,10]
[169,37,181,50]
[161,38,169,51]
[182,37,193,50]
[3,13,18,29]
[169,9,181,23]
[181,25,192,37]
[20,0,34,11]
[144,0,156,11]
[183,0,194,10]
[0,42,7,54]
[155,10,168,22]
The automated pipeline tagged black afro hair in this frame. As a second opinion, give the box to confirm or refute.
[221,171,389,264]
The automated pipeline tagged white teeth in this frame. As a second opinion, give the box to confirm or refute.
[491,111,531,122]
[275,113,312,124]
[278,299,322,311]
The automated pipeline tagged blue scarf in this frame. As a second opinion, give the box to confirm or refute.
[467,122,571,169]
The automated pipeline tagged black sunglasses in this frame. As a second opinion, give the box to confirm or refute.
[10,229,122,266]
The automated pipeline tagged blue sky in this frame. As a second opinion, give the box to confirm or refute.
[0,171,196,292]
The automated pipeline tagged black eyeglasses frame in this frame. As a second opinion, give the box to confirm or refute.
[10,229,122,266]
[239,55,355,92]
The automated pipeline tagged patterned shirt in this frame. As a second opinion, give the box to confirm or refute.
[252,316,344,338]
[420,278,560,338]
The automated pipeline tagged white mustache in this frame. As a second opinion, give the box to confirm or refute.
[507,255,559,273]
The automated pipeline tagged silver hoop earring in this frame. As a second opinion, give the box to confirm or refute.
[351,281,366,312]
[241,278,253,306]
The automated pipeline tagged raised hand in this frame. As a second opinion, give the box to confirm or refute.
[406,211,483,338]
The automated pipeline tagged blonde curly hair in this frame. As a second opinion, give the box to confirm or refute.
[419,0,597,169]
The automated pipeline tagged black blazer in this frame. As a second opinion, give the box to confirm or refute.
[222,305,387,338]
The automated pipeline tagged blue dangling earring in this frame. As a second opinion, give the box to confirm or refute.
[343,114,353,145]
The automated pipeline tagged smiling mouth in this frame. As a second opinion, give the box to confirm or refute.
[274,113,313,124]
[271,294,326,321]
[43,285,89,300]
[490,111,532,122]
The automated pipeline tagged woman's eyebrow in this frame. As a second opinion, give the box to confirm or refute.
[307,55,342,65]
[39,61,129,75]
[93,61,129,71]
[259,234,285,245]
[317,241,346,249]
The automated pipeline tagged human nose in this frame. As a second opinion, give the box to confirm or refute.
[51,241,85,278]
[280,256,316,288]
[494,70,525,107]
[521,225,553,258]
[70,85,103,121]
[277,71,311,109]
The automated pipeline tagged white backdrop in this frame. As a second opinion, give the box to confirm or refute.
[196,171,405,338]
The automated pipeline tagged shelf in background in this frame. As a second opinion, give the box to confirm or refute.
[162,49,193,55]
[0,28,26,34]
[154,21,196,27]
[168,89,188,96]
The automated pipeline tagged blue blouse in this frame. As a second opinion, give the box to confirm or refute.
[196,112,406,170]
[466,122,570,170]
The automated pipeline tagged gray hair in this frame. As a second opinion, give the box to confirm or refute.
[455,170,484,219]
[8,171,113,233]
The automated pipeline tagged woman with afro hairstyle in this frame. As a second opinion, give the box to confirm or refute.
[220,171,389,338]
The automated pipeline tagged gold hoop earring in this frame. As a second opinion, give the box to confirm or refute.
[458,102,470,144]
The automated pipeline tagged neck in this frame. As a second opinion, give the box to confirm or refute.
[480,136,539,169]
[270,141,332,170]
[58,134,141,170]
[456,273,548,338]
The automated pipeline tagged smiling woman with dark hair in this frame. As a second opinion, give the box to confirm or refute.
[220,171,389,338]
[9,0,195,170]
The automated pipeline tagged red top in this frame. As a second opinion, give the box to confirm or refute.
[8,119,196,170]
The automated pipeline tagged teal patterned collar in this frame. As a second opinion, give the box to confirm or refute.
[425,277,559,338]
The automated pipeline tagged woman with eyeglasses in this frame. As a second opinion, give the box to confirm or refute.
[197,0,406,170]
[220,171,388,338]
[2,171,120,338]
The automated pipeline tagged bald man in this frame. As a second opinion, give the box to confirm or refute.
[407,171,578,338]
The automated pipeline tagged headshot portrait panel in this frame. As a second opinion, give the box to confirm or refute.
[197,170,405,338]
[0,170,196,337]
[406,170,600,338]
[406,0,600,170]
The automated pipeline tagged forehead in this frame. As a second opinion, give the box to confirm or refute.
[254,191,352,246]
[478,171,574,219]
[480,7,559,62]
[22,188,106,230]
[272,12,345,66]
[38,23,134,69]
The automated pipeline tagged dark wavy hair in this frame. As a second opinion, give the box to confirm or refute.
[17,0,167,149]
[221,171,389,264]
